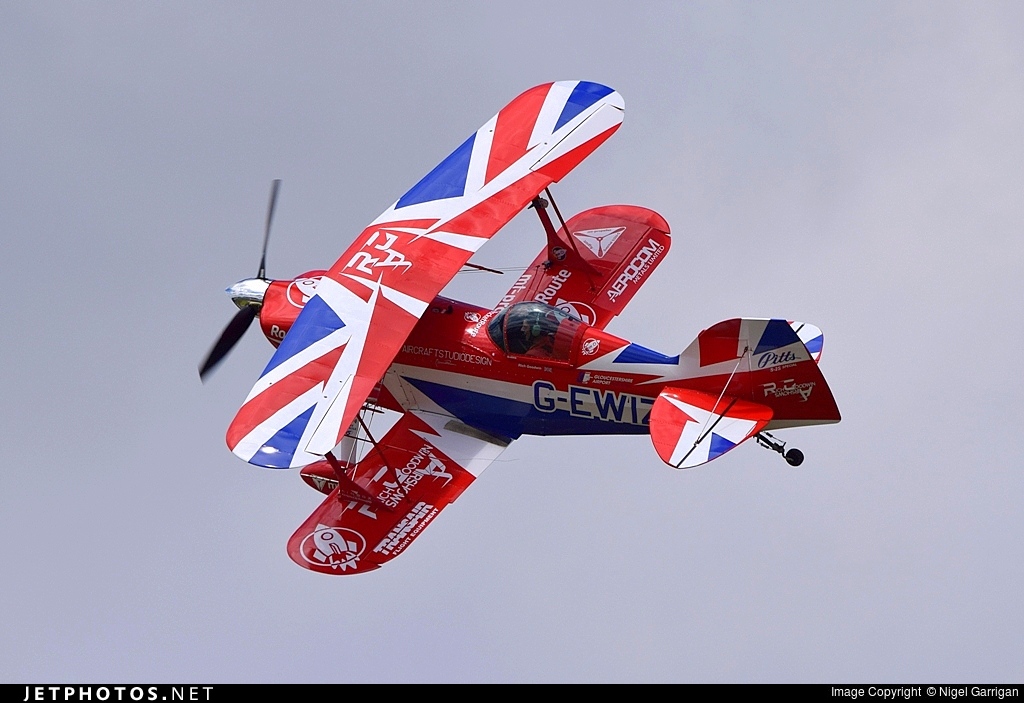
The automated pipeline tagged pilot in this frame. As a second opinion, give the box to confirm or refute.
[519,312,556,357]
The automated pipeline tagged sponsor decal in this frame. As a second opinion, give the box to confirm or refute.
[464,311,481,323]
[607,238,665,302]
[578,371,635,386]
[269,324,287,341]
[308,475,338,492]
[533,381,654,426]
[400,345,493,366]
[300,525,366,572]
[373,501,439,556]
[554,299,597,325]
[344,230,412,276]
[755,349,801,369]
[469,274,531,336]
[552,246,567,261]
[573,226,625,258]
[374,445,453,508]
[533,269,572,304]
[761,379,815,402]
[286,276,322,308]
[581,338,600,356]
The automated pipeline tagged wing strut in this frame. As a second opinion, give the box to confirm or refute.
[528,190,599,295]
[324,413,395,512]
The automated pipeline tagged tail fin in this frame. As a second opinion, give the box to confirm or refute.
[675,318,840,429]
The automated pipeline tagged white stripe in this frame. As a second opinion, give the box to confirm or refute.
[380,282,430,318]
[530,101,624,172]
[233,384,325,461]
[528,81,576,149]
[423,230,488,252]
[244,326,351,402]
[245,277,368,400]
[464,114,496,195]
[369,90,624,240]
[341,272,376,293]
[390,363,533,406]
[303,285,380,456]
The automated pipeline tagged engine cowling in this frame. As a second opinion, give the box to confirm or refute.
[257,270,328,346]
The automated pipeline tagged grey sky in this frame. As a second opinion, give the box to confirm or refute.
[1,1,1021,682]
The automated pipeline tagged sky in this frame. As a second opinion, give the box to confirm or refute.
[1,0,1021,683]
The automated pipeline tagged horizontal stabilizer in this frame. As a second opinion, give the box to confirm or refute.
[649,387,772,469]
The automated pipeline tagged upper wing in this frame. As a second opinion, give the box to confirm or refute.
[227,81,624,468]
[287,406,509,575]
[495,205,670,329]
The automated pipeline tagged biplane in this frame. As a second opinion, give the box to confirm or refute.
[200,81,841,575]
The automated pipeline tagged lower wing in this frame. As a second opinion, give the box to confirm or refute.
[288,406,509,575]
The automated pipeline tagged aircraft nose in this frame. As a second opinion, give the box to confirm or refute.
[225,278,270,309]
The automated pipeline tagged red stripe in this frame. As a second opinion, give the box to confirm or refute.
[226,344,345,450]
[484,83,551,185]
[531,123,621,183]
[329,292,422,451]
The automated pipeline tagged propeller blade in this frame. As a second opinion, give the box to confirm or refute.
[199,305,259,382]
[257,179,281,280]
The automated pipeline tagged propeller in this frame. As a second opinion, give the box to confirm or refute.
[199,179,281,382]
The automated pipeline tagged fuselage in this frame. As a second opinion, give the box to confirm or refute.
[253,273,840,445]
[389,296,665,441]
[256,273,679,442]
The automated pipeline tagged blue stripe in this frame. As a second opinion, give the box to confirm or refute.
[406,377,526,441]
[251,404,317,469]
[405,377,650,438]
[396,133,475,208]
[261,295,345,376]
[804,335,824,355]
[753,319,800,355]
[554,82,614,132]
[613,344,680,365]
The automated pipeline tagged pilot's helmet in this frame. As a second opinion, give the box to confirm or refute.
[524,308,555,338]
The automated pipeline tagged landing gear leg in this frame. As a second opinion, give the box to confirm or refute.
[755,431,804,467]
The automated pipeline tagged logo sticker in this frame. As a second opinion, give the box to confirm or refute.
[761,380,815,402]
[582,338,600,356]
[300,525,366,572]
[533,269,572,304]
[607,238,665,302]
[286,276,322,308]
[344,230,413,276]
[554,299,597,325]
[373,502,438,557]
[755,350,800,369]
[573,227,625,258]
[552,246,567,261]
[464,311,481,323]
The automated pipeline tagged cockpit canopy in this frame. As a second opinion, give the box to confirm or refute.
[486,301,583,361]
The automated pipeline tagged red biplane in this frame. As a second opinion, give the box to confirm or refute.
[201,81,841,575]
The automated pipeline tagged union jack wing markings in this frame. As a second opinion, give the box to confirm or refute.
[227,81,625,469]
